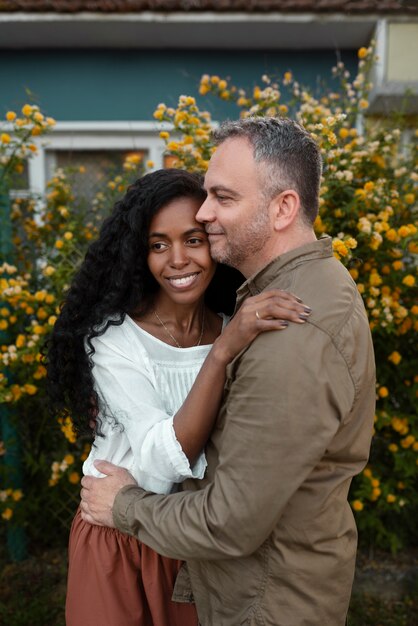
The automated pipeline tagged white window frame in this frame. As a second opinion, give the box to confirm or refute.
[29,121,167,195]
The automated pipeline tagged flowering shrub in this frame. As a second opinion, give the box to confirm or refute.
[0,117,147,541]
[1,45,417,552]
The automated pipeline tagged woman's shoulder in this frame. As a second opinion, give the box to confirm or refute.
[90,315,147,362]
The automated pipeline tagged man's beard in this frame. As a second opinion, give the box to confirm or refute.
[210,205,271,269]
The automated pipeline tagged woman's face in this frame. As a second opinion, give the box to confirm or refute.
[147,196,216,306]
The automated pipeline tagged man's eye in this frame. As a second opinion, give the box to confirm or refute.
[187,237,203,245]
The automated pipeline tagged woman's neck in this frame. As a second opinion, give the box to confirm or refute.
[152,295,206,333]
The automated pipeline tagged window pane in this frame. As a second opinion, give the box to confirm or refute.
[46,149,146,205]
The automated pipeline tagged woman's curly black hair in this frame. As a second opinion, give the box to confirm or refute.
[46,168,243,437]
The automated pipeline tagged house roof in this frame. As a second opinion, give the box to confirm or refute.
[1,0,418,14]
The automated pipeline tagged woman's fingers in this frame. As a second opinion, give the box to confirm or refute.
[246,290,312,324]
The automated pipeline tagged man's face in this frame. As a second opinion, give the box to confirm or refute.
[196,137,272,277]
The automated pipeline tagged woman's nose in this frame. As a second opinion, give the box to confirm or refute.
[169,245,189,268]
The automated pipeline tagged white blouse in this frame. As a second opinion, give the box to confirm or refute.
[83,313,228,495]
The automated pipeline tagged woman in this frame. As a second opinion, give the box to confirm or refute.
[46,169,310,626]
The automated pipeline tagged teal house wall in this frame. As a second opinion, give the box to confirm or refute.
[2,49,358,121]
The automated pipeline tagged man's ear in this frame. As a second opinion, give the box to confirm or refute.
[271,190,301,232]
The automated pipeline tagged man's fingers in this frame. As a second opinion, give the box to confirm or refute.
[80,509,104,526]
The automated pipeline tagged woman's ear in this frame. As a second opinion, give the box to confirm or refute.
[270,189,301,232]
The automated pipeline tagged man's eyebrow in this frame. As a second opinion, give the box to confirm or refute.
[149,227,206,238]
[205,185,240,197]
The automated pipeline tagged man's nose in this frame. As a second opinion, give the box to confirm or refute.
[196,196,215,223]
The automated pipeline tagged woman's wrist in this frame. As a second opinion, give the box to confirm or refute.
[210,336,233,366]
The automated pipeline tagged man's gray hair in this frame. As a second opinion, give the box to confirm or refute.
[212,117,322,225]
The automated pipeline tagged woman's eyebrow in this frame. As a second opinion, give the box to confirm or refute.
[149,227,206,238]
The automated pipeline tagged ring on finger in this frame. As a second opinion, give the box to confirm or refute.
[255,310,261,320]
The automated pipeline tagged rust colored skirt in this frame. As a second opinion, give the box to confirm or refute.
[66,508,198,626]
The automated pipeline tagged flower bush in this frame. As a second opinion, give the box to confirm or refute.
[1,45,417,552]
[0,118,146,543]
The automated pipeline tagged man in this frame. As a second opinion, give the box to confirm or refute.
[81,117,376,626]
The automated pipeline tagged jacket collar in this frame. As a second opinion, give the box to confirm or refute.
[235,236,333,306]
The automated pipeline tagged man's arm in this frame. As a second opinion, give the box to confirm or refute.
[83,325,354,559]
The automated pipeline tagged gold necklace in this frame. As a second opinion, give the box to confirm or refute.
[153,308,205,348]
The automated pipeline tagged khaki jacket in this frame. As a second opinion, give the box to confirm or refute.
[114,237,376,626]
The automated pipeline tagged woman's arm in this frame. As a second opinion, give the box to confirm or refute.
[173,289,311,464]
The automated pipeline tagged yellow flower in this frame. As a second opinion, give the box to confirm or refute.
[401,435,415,448]
[55,240,64,250]
[404,193,415,205]
[388,443,398,453]
[2,508,13,520]
[378,386,389,398]
[1,133,11,144]
[371,478,380,488]
[352,500,364,511]
[64,454,75,465]
[402,275,415,287]
[359,99,369,110]
[386,494,396,504]
[364,181,374,192]
[0,320,8,330]
[349,268,358,280]
[48,315,57,326]
[159,131,169,140]
[388,351,402,365]
[37,307,48,320]
[33,365,47,380]
[15,335,25,348]
[46,117,56,126]
[369,272,382,286]
[23,384,38,395]
[12,489,23,501]
[22,104,33,117]
[339,128,349,139]
[63,231,73,241]
[199,84,209,95]
[385,228,398,242]
[43,265,55,276]
[153,110,164,121]
[146,160,154,169]
[363,468,372,478]
[392,260,404,271]
[68,472,80,484]
[210,75,220,84]
[358,47,368,59]
[278,104,289,115]
[370,488,381,501]
[398,226,411,238]
[6,111,16,121]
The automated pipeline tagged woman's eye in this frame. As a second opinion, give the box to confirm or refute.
[150,242,167,251]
